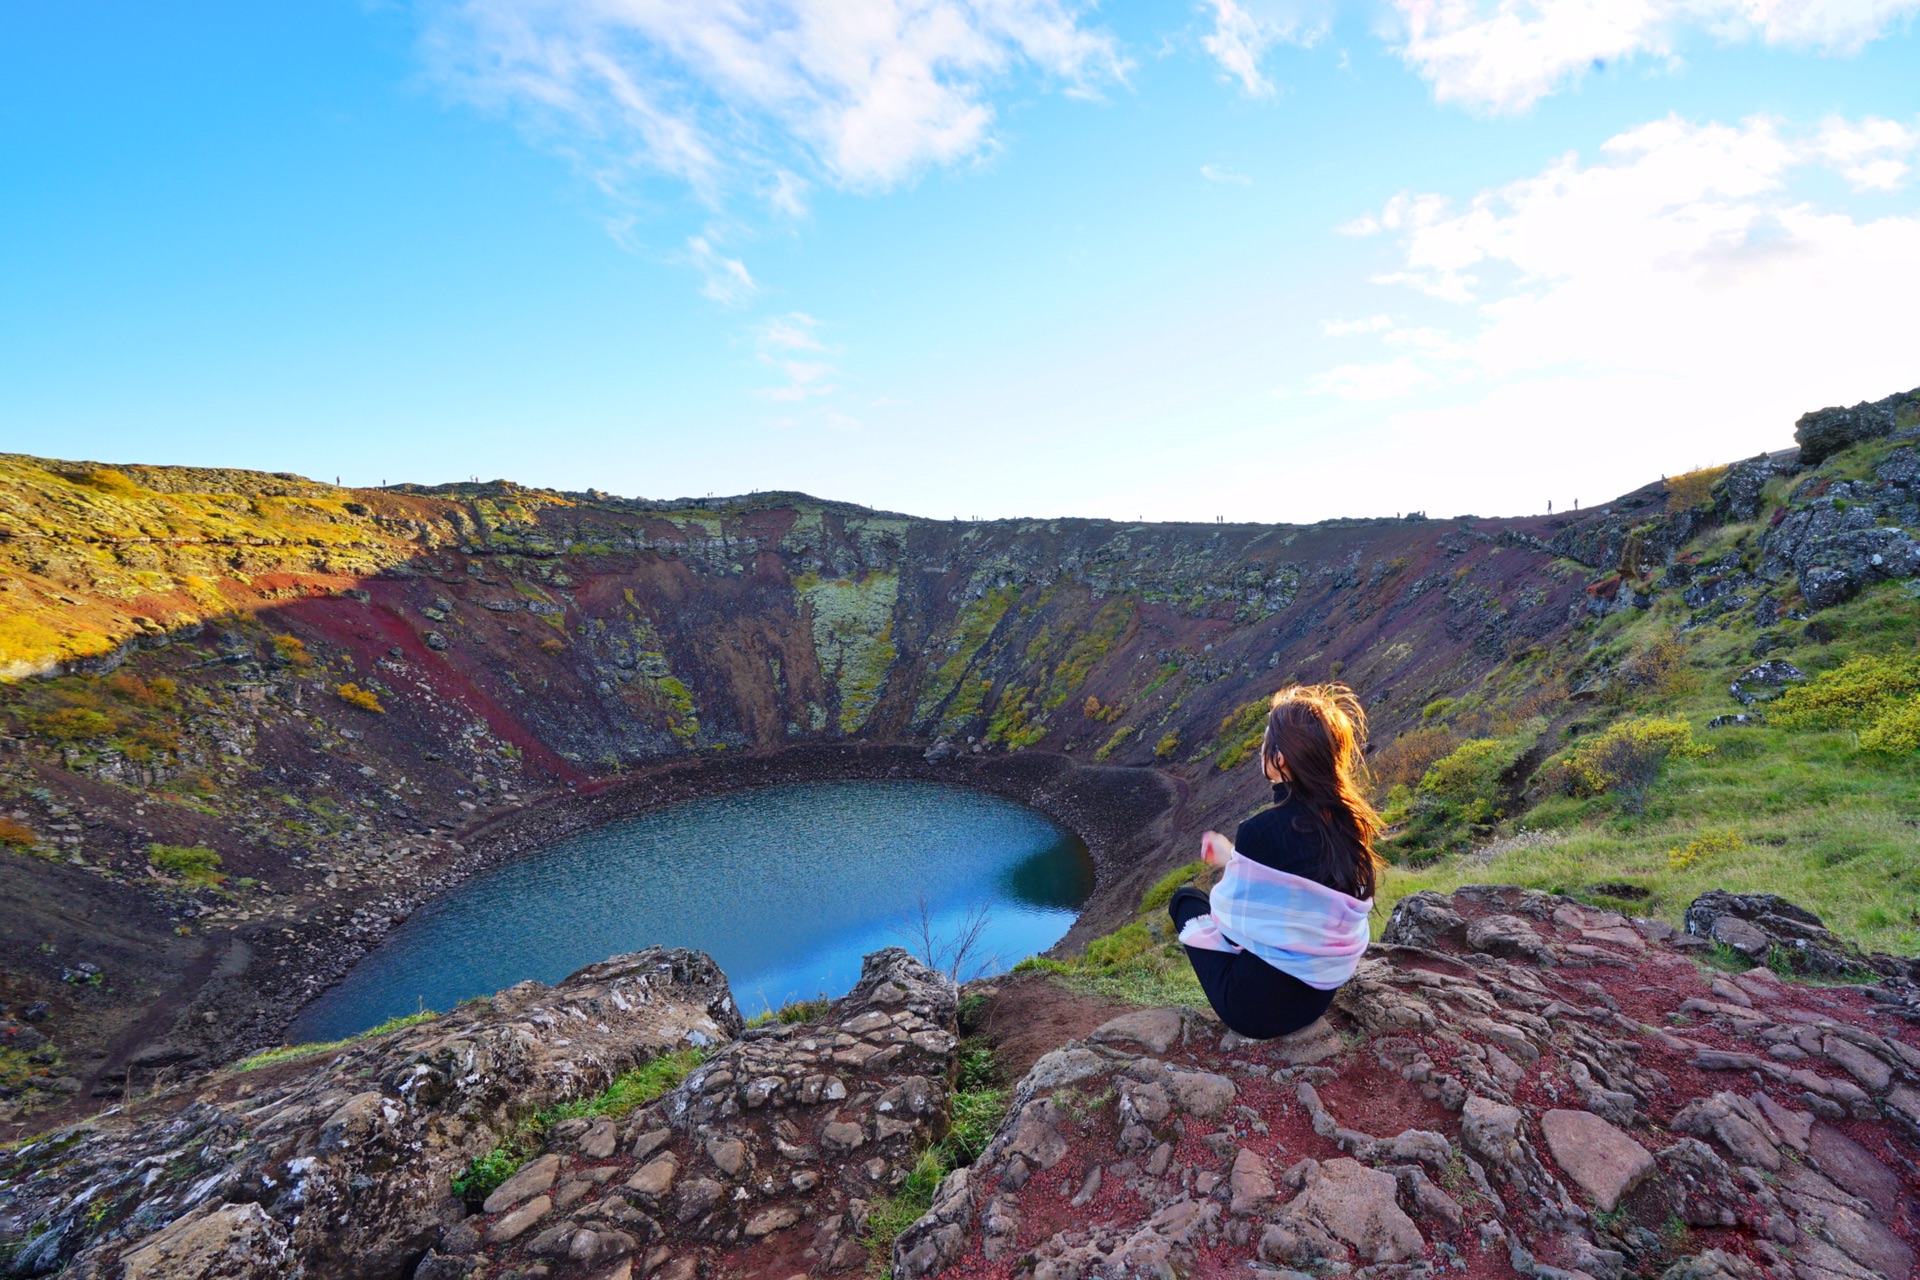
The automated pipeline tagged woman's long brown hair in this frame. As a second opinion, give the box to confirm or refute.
[1262,683,1383,900]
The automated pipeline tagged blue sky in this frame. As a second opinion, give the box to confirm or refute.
[2,1,1916,522]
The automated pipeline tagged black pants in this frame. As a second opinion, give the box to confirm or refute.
[1169,885,1335,1040]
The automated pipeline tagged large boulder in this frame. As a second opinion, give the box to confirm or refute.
[1682,890,1872,975]
[1794,386,1920,465]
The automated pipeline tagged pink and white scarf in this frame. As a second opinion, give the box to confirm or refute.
[1177,848,1372,990]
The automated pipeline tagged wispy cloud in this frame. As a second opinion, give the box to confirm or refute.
[426,0,1129,202]
[1386,0,1920,114]
[685,233,758,306]
[1197,0,1328,96]
[752,311,842,402]
[1200,163,1253,184]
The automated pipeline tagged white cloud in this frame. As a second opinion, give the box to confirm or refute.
[757,311,829,351]
[752,311,845,402]
[1816,114,1919,190]
[1309,112,1920,513]
[685,234,759,305]
[1201,163,1253,184]
[427,0,1128,200]
[1197,0,1328,96]
[1387,0,1920,114]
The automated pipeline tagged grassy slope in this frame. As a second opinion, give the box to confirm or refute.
[1382,572,1920,957]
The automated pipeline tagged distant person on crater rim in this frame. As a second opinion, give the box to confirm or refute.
[1166,683,1379,1039]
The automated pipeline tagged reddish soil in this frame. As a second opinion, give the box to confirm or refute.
[973,972,1137,1082]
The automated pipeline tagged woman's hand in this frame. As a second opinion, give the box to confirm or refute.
[1200,830,1234,868]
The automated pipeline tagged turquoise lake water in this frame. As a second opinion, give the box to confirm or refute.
[289,780,1094,1041]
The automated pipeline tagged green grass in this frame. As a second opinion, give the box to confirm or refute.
[234,1009,438,1072]
[863,1035,1009,1268]
[1371,563,1920,956]
[747,994,833,1026]
[450,1045,708,1203]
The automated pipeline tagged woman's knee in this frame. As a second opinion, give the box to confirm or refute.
[1167,884,1211,930]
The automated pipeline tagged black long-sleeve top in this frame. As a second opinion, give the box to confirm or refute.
[1232,784,1341,890]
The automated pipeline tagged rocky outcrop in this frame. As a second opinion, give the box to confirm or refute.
[1794,387,1920,466]
[420,946,961,1280]
[1683,890,1920,982]
[0,948,741,1279]
[893,887,1920,1280]
[4,895,1918,1280]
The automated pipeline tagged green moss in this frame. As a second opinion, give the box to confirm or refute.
[1093,724,1136,762]
[1211,698,1269,771]
[985,683,1046,747]
[798,571,900,733]
[235,1009,438,1072]
[914,586,1017,729]
[1039,597,1134,710]
[1140,861,1204,912]
[148,842,225,887]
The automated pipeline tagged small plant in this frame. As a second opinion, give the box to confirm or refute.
[272,635,312,668]
[335,682,385,713]
[35,707,113,743]
[748,995,832,1027]
[1153,730,1181,760]
[451,1147,518,1201]
[147,843,225,887]
[1664,466,1725,512]
[235,1009,437,1072]
[1211,699,1269,771]
[0,818,38,849]
[451,1045,708,1203]
[1668,828,1743,869]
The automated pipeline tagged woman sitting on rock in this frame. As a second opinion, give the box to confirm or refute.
[1166,683,1379,1039]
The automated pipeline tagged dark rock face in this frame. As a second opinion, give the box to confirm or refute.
[1713,453,1797,523]
[0,948,742,1280]
[1682,890,1902,978]
[1760,499,1920,610]
[1729,660,1805,706]
[1794,387,1920,465]
[894,888,1920,1280]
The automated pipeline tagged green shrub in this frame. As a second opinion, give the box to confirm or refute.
[1554,717,1710,805]
[1413,738,1513,828]
[451,1146,518,1201]
[1771,653,1920,731]
[148,843,225,887]
[36,707,113,742]
[1094,724,1136,762]
[1770,653,1920,756]
[1153,731,1181,760]
[1859,696,1920,754]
